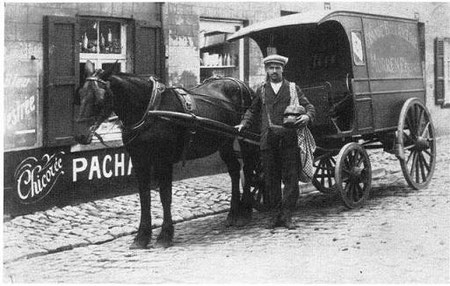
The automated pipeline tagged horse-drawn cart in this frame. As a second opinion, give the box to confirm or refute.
[74,11,436,247]
[153,10,436,210]
[230,10,436,209]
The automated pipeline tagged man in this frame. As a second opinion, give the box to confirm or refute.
[236,54,315,229]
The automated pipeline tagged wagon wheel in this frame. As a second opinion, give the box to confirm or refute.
[397,98,436,189]
[335,143,372,209]
[250,160,268,212]
[312,154,337,194]
[240,159,267,212]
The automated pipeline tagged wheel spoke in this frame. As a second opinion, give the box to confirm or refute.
[406,113,417,137]
[356,184,364,200]
[423,149,433,157]
[415,151,421,183]
[402,130,414,144]
[343,181,350,195]
[418,153,428,182]
[404,144,415,150]
[348,183,356,202]
[409,151,418,177]
[326,160,334,187]
[420,121,430,138]
[419,152,431,173]
[416,108,425,134]
[355,153,364,167]
[353,183,361,202]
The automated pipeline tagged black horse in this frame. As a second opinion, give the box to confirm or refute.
[75,61,258,248]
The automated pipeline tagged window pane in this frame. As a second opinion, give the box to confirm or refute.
[80,19,98,53]
[99,21,122,54]
[351,31,365,65]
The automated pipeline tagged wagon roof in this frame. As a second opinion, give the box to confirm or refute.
[228,10,417,41]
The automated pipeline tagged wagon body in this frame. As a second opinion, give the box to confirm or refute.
[229,11,425,146]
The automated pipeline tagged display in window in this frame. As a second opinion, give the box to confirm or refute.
[80,20,122,54]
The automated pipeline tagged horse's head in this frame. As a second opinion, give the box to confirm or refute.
[74,61,115,144]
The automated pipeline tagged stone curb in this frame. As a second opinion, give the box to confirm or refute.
[4,136,450,264]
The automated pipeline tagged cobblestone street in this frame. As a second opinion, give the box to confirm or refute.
[3,136,450,283]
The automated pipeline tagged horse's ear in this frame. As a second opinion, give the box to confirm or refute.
[100,60,119,80]
[85,60,95,77]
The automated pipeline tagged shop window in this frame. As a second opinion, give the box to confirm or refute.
[435,37,450,108]
[199,18,244,82]
[45,15,163,148]
[79,18,127,83]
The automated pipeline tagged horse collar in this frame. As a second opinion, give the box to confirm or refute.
[123,76,166,134]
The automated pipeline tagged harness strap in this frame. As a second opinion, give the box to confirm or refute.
[171,87,199,167]
[126,76,166,132]
[122,76,165,145]
[172,87,198,115]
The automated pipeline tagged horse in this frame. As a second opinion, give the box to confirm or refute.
[74,61,258,248]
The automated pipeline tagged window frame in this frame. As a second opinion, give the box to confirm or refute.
[79,17,127,73]
[199,17,245,81]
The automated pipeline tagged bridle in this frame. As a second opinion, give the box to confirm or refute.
[77,75,115,146]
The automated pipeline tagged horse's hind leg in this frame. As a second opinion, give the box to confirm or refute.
[155,162,174,248]
[219,141,249,226]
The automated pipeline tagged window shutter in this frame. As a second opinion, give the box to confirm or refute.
[435,37,445,105]
[134,20,164,80]
[44,16,79,146]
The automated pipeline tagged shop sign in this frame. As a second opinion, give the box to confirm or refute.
[72,152,133,182]
[14,151,65,204]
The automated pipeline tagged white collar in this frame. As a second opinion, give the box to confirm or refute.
[270,81,282,93]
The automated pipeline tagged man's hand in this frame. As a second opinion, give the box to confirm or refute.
[295,115,310,128]
[235,123,246,132]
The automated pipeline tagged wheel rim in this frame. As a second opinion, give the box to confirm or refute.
[335,143,372,209]
[397,99,436,189]
[312,154,337,194]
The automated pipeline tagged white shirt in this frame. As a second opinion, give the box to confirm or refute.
[270,81,282,94]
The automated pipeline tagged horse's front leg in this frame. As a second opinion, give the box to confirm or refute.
[130,165,152,249]
[219,142,248,226]
[239,140,258,220]
[155,163,174,248]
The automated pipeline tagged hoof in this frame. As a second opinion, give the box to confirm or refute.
[235,216,251,227]
[129,238,150,249]
[225,215,237,227]
[155,239,173,248]
[269,213,296,229]
[156,226,174,248]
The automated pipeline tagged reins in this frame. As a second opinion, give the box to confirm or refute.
[84,76,115,148]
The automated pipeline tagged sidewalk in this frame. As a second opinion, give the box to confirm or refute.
[4,136,450,264]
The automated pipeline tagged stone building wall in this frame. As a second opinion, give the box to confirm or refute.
[164,1,450,135]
